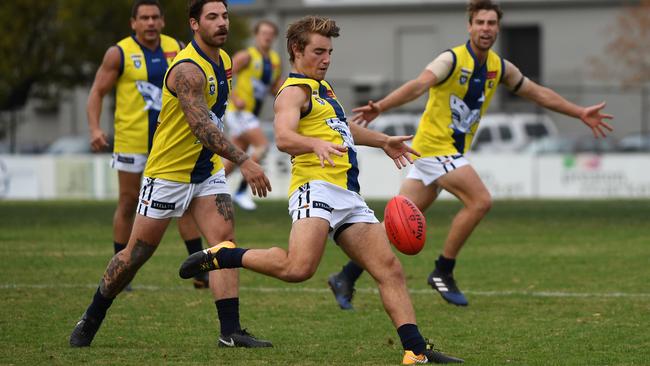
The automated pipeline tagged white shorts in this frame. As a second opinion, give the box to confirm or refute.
[288,180,379,239]
[136,170,229,219]
[224,110,260,137]
[111,153,148,173]
[406,154,470,186]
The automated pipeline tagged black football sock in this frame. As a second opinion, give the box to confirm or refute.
[397,323,426,355]
[341,261,364,283]
[86,287,115,321]
[215,247,248,268]
[435,255,456,275]
[236,180,248,195]
[113,242,126,254]
[184,237,203,255]
[216,298,241,336]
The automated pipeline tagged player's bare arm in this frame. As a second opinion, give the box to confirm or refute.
[172,62,248,163]
[171,62,271,196]
[87,46,121,152]
[351,52,452,127]
[349,122,420,169]
[505,60,614,138]
[274,85,347,167]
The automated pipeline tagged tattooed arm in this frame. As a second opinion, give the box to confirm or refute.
[167,62,271,196]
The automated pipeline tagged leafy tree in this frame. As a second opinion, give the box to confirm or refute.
[0,0,250,111]
[591,0,650,85]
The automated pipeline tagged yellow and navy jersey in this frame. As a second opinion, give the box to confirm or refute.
[114,34,182,154]
[144,40,232,183]
[227,47,281,116]
[279,73,360,195]
[412,41,504,157]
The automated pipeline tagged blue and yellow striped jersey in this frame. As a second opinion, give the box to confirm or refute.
[114,34,181,154]
[412,41,504,157]
[144,40,232,183]
[279,73,360,195]
[227,47,281,116]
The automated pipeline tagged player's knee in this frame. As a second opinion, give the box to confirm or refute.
[372,255,405,284]
[283,265,317,283]
[475,194,492,215]
[117,192,139,214]
[385,255,406,281]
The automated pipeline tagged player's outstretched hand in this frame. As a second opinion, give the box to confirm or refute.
[580,101,614,138]
[90,128,110,152]
[351,100,381,127]
[382,135,421,169]
[240,159,272,197]
[313,140,348,168]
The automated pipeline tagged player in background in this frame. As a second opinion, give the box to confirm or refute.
[86,0,209,289]
[328,0,614,309]
[223,20,282,210]
[71,0,273,349]
[179,15,464,364]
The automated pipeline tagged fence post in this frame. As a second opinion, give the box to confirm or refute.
[643,85,649,135]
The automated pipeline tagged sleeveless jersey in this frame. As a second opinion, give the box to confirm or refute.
[144,40,232,183]
[412,41,504,156]
[279,73,360,195]
[227,47,281,116]
[114,34,181,153]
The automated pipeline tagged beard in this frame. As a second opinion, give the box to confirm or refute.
[198,27,228,48]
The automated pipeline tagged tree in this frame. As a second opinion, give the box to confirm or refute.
[0,0,250,112]
[591,0,650,86]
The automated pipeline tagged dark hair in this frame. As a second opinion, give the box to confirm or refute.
[188,0,228,21]
[467,0,503,23]
[131,0,163,19]
[286,16,339,63]
[254,20,279,36]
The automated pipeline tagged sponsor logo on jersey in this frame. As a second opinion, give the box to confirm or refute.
[487,71,498,79]
[163,51,177,62]
[136,80,163,111]
[131,54,142,69]
[208,177,226,185]
[151,200,176,210]
[460,68,471,85]
[116,155,135,164]
[312,201,333,212]
[208,76,216,95]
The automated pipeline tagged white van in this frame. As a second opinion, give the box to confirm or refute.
[471,113,559,152]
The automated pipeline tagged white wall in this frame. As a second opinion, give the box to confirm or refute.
[2,151,649,200]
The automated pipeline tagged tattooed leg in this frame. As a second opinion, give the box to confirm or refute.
[215,194,235,223]
[99,239,157,297]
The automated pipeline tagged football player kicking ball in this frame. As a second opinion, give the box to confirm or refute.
[180,15,463,364]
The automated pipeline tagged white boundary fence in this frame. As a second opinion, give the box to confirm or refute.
[1,149,650,200]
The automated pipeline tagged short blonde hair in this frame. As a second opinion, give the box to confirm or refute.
[286,16,340,63]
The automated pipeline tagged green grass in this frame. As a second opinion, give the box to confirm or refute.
[1,200,649,365]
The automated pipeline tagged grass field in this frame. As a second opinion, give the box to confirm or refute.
[1,199,649,365]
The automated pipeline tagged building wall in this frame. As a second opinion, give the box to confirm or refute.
[237,0,645,136]
[2,0,644,153]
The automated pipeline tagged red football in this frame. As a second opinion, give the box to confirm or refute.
[384,195,426,255]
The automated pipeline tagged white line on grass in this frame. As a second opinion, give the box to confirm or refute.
[1,283,649,298]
